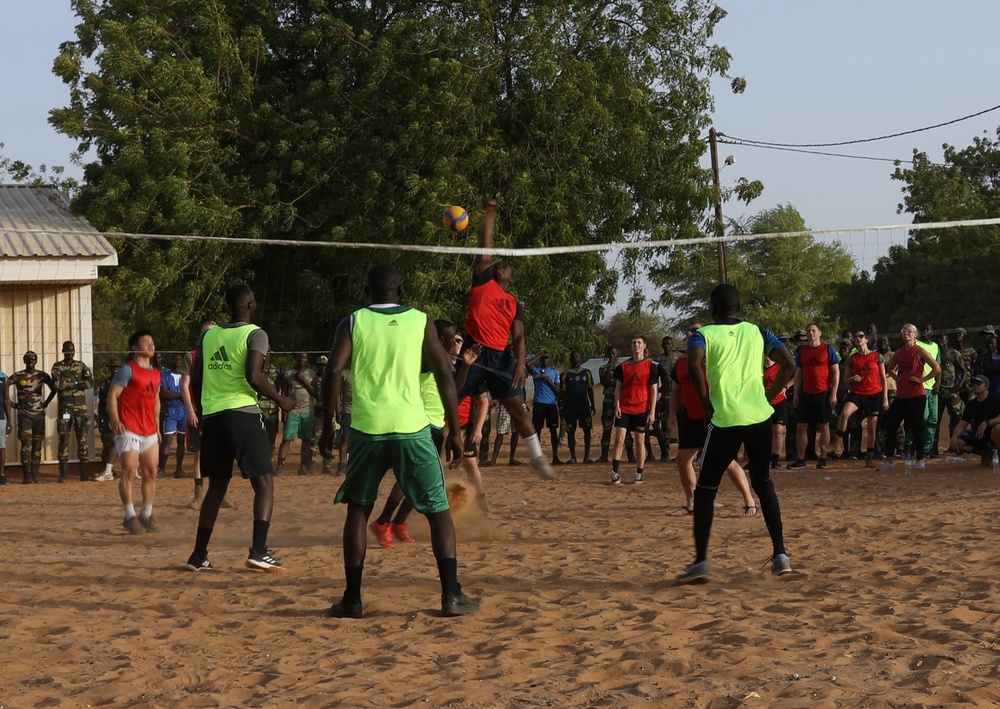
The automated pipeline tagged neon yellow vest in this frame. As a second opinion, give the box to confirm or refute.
[420,371,446,429]
[201,324,260,415]
[916,340,940,391]
[351,307,431,435]
[699,321,773,427]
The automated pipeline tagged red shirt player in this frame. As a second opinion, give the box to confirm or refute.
[108,330,162,535]
[609,336,658,485]
[789,323,840,470]
[459,199,553,480]
[836,330,888,467]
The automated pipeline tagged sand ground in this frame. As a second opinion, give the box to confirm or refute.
[3,448,1000,708]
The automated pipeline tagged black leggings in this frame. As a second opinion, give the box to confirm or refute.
[693,419,785,563]
[883,395,926,460]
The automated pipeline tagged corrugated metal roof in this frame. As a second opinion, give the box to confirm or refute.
[0,185,116,258]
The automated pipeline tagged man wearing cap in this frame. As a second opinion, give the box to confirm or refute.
[51,341,95,482]
[955,328,977,403]
[949,374,1000,458]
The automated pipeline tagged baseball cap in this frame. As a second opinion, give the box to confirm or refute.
[973,375,990,387]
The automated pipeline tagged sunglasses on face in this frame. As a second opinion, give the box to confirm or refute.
[853,334,866,339]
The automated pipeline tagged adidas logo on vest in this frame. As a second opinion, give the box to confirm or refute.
[208,346,233,370]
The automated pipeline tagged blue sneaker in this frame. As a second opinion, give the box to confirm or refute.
[677,560,710,584]
[771,553,792,575]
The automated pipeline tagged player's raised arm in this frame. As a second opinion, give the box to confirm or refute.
[473,199,497,276]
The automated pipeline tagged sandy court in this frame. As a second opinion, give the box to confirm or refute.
[3,454,1000,707]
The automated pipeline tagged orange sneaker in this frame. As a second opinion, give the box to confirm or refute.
[391,522,415,543]
[369,521,394,549]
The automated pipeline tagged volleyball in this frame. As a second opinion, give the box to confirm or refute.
[443,205,469,232]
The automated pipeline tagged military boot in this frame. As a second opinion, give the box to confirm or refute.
[79,460,92,481]
[58,461,70,483]
[30,467,40,484]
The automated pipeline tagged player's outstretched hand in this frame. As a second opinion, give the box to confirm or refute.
[277,395,295,413]
[318,427,335,458]
[512,365,526,390]
[462,344,483,367]
[445,432,464,469]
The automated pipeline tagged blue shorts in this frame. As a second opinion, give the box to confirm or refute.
[457,342,523,401]
[163,410,188,435]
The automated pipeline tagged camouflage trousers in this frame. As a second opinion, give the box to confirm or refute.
[57,412,90,461]
[17,416,45,470]
[600,399,616,447]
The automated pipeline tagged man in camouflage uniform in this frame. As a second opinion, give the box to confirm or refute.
[51,341,95,482]
[258,352,281,458]
[954,328,978,403]
[10,351,56,484]
[276,352,316,476]
[937,331,968,442]
[95,363,118,481]
[0,366,11,485]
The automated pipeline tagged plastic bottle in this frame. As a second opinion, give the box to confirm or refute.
[992,449,999,475]
[904,453,912,477]
[945,456,966,463]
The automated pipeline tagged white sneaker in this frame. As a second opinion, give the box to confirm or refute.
[528,456,556,480]
[94,470,114,482]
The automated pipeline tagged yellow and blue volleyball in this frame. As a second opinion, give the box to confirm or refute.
[443,205,469,232]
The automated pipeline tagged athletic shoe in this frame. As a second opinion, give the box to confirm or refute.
[297,465,313,476]
[122,516,143,535]
[322,459,334,475]
[584,458,596,464]
[528,456,557,480]
[787,459,807,470]
[391,522,415,544]
[245,548,285,573]
[173,470,187,479]
[370,521,395,549]
[184,554,214,572]
[633,471,644,484]
[878,461,895,472]
[0,474,7,485]
[567,458,578,465]
[138,514,159,533]
[326,597,363,619]
[441,591,481,617]
[610,470,621,486]
[771,553,792,575]
[676,560,710,584]
[912,460,926,470]
[274,463,285,476]
[94,470,114,482]
[816,458,828,470]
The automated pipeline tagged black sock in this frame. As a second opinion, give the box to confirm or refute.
[393,499,414,525]
[770,454,779,467]
[378,498,400,525]
[345,565,364,603]
[252,520,270,554]
[194,526,213,557]
[194,478,204,488]
[436,557,461,596]
[612,460,620,474]
[636,467,644,477]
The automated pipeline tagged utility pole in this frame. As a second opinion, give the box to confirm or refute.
[709,127,727,284]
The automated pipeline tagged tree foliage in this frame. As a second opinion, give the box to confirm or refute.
[594,310,672,358]
[827,129,1000,331]
[656,203,856,334]
[40,0,741,352]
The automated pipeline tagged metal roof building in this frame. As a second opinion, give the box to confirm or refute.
[0,184,118,474]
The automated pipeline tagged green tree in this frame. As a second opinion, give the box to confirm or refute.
[828,130,1000,330]
[44,0,743,351]
[657,204,855,334]
[594,310,673,358]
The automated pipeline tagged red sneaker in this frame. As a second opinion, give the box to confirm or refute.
[369,521,394,549]
[391,522,415,544]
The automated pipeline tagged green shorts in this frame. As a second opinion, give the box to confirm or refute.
[283,411,316,441]
[334,427,449,514]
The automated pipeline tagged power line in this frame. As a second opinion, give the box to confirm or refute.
[719,102,1000,148]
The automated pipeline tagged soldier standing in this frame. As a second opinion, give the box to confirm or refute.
[94,363,118,481]
[258,352,281,458]
[51,341,95,482]
[10,351,56,484]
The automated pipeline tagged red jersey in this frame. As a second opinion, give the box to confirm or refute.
[850,351,883,396]
[671,355,707,420]
[762,361,787,405]
[895,345,925,399]
[465,272,522,351]
[615,358,657,415]
[795,343,839,394]
[119,361,160,436]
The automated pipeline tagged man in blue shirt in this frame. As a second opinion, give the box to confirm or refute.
[528,352,562,465]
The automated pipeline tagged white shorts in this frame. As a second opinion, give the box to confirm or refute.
[115,430,158,455]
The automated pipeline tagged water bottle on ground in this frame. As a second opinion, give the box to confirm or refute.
[904,452,912,477]
[992,449,999,475]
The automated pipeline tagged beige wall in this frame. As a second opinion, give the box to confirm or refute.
[0,283,95,465]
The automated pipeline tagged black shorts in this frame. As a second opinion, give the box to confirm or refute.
[457,343,523,401]
[462,436,478,458]
[186,419,202,453]
[564,407,592,430]
[770,400,788,426]
[677,409,708,450]
[846,392,883,418]
[532,402,559,429]
[200,410,274,479]
[960,429,995,451]
[614,411,649,433]
[797,391,833,425]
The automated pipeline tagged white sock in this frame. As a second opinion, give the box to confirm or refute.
[141,504,153,517]
[123,504,136,518]
[523,433,543,460]
[104,463,113,474]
